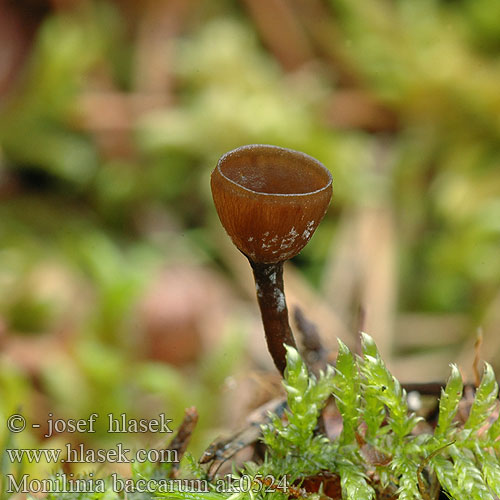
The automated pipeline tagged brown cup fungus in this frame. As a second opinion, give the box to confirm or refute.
[211,144,332,374]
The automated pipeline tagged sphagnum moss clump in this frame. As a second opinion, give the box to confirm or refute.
[162,334,500,500]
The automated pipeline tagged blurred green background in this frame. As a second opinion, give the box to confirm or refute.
[1,0,500,487]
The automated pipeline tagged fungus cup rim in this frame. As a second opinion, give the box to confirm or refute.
[215,144,333,198]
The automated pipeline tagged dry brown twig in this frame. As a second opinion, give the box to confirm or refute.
[200,398,287,480]
[167,406,199,479]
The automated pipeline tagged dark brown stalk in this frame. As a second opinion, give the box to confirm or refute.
[250,260,296,374]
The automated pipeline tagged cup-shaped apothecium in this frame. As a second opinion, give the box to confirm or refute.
[211,144,332,374]
[211,144,332,264]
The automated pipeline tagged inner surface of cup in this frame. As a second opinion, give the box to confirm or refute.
[217,145,331,196]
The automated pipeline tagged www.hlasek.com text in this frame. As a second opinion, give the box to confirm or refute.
[6,443,179,464]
